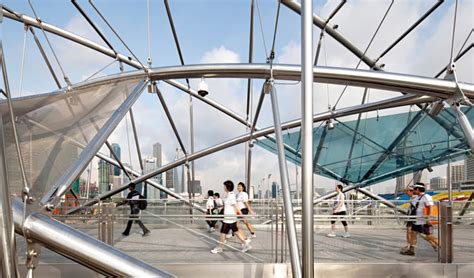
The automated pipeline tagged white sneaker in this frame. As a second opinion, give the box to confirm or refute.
[242,239,252,252]
[342,233,351,238]
[209,227,215,233]
[326,232,336,237]
[211,247,223,254]
[225,233,233,239]
[250,233,257,238]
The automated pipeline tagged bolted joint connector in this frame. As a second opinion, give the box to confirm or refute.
[447,63,456,74]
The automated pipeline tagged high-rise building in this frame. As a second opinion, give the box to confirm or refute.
[98,159,111,194]
[271,182,278,199]
[165,169,174,190]
[153,142,162,184]
[111,143,121,176]
[465,155,474,181]
[174,167,182,193]
[143,156,160,200]
[190,180,202,195]
[122,163,132,198]
[450,164,465,188]
[430,176,447,191]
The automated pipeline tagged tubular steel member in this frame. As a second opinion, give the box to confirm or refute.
[0,114,20,278]
[439,201,453,263]
[0,9,21,276]
[356,187,407,215]
[70,93,429,215]
[301,0,314,277]
[11,198,173,277]
[268,82,301,276]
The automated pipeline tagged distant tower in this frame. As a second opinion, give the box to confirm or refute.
[111,143,121,176]
[450,164,465,189]
[98,159,111,194]
[153,142,162,184]
[143,156,159,199]
[430,176,447,191]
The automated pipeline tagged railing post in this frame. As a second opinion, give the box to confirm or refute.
[439,201,453,263]
[98,201,114,245]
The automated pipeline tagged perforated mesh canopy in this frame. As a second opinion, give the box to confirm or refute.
[0,78,143,199]
[257,107,473,185]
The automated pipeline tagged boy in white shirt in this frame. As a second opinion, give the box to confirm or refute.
[211,180,252,254]
[206,190,217,232]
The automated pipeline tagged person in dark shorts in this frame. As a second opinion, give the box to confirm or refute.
[327,184,350,238]
[120,184,150,237]
[401,185,416,252]
[401,183,438,256]
[211,180,251,254]
[236,182,256,238]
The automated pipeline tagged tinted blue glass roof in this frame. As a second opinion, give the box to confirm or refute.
[256,107,473,185]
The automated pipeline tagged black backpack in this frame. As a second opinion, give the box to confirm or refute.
[138,194,148,210]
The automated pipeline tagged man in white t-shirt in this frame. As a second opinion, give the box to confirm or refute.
[205,190,217,232]
[401,183,439,256]
[211,180,251,254]
[327,184,350,238]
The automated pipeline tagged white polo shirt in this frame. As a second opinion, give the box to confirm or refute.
[223,192,238,224]
[236,191,249,210]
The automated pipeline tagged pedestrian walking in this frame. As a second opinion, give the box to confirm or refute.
[327,184,350,238]
[211,180,251,254]
[206,190,217,232]
[121,184,150,237]
[401,183,438,256]
[236,182,256,238]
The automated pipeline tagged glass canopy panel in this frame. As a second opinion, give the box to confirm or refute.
[256,107,474,185]
[0,78,143,199]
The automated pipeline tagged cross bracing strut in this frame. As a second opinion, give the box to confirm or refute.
[65,92,429,214]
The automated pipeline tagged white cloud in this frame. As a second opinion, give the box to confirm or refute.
[200,46,240,64]
[52,15,112,83]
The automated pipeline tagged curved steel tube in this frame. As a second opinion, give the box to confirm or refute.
[11,198,173,277]
[3,8,472,100]
[63,64,473,101]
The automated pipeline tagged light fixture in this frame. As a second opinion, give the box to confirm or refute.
[147,81,156,94]
[198,77,209,97]
[327,118,335,130]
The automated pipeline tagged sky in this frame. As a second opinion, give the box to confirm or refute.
[2,0,473,196]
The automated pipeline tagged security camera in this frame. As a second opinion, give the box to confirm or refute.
[198,78,209,97]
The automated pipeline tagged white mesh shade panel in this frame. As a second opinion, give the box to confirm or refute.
[0,78,143,199]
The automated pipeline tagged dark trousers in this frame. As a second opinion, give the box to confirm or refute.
[206,209,217,228]
[123,210,149,235]
[331,211,348,226]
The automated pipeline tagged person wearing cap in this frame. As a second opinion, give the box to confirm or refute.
[401,183,438,256]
